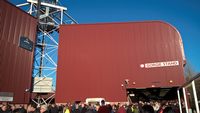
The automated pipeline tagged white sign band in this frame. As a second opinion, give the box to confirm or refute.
[140,61,179,68]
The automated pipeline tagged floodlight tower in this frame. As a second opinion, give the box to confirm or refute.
[17,0,78,104]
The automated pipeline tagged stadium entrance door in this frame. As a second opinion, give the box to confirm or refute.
[127,87,179,102]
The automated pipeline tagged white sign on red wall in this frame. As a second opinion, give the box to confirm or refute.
[0,92,13,102]
[140,61,179,68]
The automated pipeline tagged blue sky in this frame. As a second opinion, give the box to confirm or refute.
[11,0,200,74]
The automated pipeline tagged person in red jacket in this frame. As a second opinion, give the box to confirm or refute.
[117,104,126,113]
[97,100,109,113]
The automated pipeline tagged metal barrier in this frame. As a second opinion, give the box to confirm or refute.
[177,73,200,113]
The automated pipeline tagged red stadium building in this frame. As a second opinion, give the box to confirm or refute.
[0,1,37,103]
[56,21,186,103]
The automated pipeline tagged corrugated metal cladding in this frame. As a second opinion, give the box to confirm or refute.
[0,1,37,103]
[56,21,186,103]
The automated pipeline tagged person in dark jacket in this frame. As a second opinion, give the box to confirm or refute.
[27,103,37,113]
[57,105,64,113]
[85,105,96,113]
[141,105,154,113]
[163,107,175,113]
[80,104,87,113]
[0,104,10,113]
[126,104,133,113]
[73,104,80,113]
[49,104,59,113]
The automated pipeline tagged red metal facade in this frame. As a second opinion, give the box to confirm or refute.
[56,21,186,103]
[0,1,37,103]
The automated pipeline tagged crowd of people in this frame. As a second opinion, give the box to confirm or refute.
[0,100,182,113]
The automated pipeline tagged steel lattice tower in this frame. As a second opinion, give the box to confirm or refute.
[17,0,77,104]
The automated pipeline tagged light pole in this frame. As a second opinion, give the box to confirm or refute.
[121,79,131,103]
